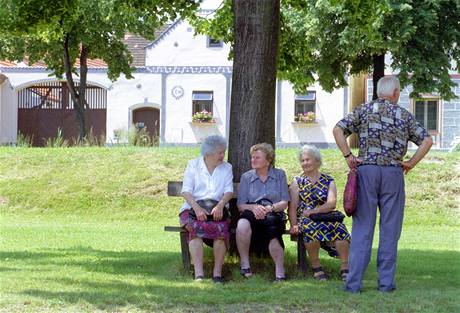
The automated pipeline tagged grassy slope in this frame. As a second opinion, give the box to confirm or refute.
[0,147,459,312]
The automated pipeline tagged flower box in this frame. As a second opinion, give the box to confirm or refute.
[294,112,316,124]
[192,110,215,123]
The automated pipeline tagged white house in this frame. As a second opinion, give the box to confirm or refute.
[1,0,457,148]
[0,12,347,147]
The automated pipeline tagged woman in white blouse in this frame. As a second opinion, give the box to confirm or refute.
[180,135,234,283]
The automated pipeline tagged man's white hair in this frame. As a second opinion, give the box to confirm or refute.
[377,76,400,97]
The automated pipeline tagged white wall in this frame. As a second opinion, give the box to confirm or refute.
[164,73,227,143]
[278,81,344,144]
[0,79,17,144]
[145,20,233,67]
[106,72,162,142]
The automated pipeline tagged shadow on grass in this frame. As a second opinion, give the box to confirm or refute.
[0,247,183,279]
[1,248,459,312]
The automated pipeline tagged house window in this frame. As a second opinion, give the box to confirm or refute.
[192,91,213,114]
[414,99,438,132]
[207,37,223,48]
[295,91,316,115]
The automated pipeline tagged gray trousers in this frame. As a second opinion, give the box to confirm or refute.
[344,165,405,293]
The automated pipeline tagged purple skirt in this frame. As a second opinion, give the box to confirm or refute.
[179,210,230,243]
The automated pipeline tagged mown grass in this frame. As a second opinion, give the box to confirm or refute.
[0,147,459,313]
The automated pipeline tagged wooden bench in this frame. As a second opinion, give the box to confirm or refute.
[164,181,308,275]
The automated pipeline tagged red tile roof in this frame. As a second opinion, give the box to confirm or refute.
[0,61,16,67]
[0,24,171,69]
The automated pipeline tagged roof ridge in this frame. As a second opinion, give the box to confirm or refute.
[145,19,182,49]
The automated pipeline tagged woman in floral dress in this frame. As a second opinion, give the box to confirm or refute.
[289,145,350,281]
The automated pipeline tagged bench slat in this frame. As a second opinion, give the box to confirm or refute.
[164,226,185,232]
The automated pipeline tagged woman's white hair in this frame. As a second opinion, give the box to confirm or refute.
[377,76,400,97]
[200,135,227,156]
[299,144,322,166]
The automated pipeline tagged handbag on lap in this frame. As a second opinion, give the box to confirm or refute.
[309,210,345,223]
[247,198,287,225]
[189,199,229,221]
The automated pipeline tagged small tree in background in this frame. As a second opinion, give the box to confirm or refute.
[0,0,198,139]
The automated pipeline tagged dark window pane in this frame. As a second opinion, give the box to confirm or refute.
[208,37,223,47]
[414,101,425,126]
[295,100,315,115]
[427,101,438,131]
[193,101,213,114]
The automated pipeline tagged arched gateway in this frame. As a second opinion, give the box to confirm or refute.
[18,81,107,146]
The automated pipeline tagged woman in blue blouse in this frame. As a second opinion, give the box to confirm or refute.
[236,143,290,281]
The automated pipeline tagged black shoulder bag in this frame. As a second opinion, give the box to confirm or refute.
[309,210,345,223]
[247,198,287,225]
[189,199,230,221]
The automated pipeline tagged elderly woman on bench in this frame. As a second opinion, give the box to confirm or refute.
[288,145,350,281]
[179,135,234,283]
[236,143,290,281]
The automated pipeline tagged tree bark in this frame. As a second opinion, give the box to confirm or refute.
[63,35,87,140]
[228,0,280,181]
[372,53,385,100]
[78,44,89,139]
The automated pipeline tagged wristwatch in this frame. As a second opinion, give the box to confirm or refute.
[344,152,353,158]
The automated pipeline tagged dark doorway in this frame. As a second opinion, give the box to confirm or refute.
[132,107,160,139]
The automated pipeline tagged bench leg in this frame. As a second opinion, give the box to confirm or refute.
[229,231,237,256]
[180,231,191,272]
[297,235,308,276]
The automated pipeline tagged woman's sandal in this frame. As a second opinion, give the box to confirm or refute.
[312,267,328,281]
[274,276,286,283]
[194,275,205,282]
[340,269,349,282]
[240,268,253,278]
[212,276,225,284]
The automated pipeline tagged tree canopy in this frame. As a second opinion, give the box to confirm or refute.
[191,0,460,100]
[0,0,199,138]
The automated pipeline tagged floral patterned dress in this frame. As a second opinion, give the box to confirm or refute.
[295,173,350,243]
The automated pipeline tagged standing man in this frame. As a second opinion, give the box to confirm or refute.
[333,76,432,293]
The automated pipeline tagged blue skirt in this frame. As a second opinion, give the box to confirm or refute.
[300,217,350,243]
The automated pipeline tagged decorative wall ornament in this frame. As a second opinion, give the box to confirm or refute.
[142,66,233,74]
[2,65,234,75]
[171,85,184,100]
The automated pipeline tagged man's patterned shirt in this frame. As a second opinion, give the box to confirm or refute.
[336,98,429,166]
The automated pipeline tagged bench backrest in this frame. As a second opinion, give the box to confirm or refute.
[167,181,240,197]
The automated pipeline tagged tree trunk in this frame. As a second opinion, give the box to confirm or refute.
[372,53,385,100]
[63,35,87,140]
[78,44,89,139]
[228,0,280,182]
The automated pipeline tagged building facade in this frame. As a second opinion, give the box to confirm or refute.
[0,8,458,148]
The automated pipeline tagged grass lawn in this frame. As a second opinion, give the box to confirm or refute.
[0,147,459,313]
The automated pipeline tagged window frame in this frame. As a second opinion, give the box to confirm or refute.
[192,91,214,115]
[294,91,316,121]
[412,97,440,134]
[207,36,223,48]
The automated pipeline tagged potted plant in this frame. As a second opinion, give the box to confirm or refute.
[192,110,215,123]
[294,111,316,123]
